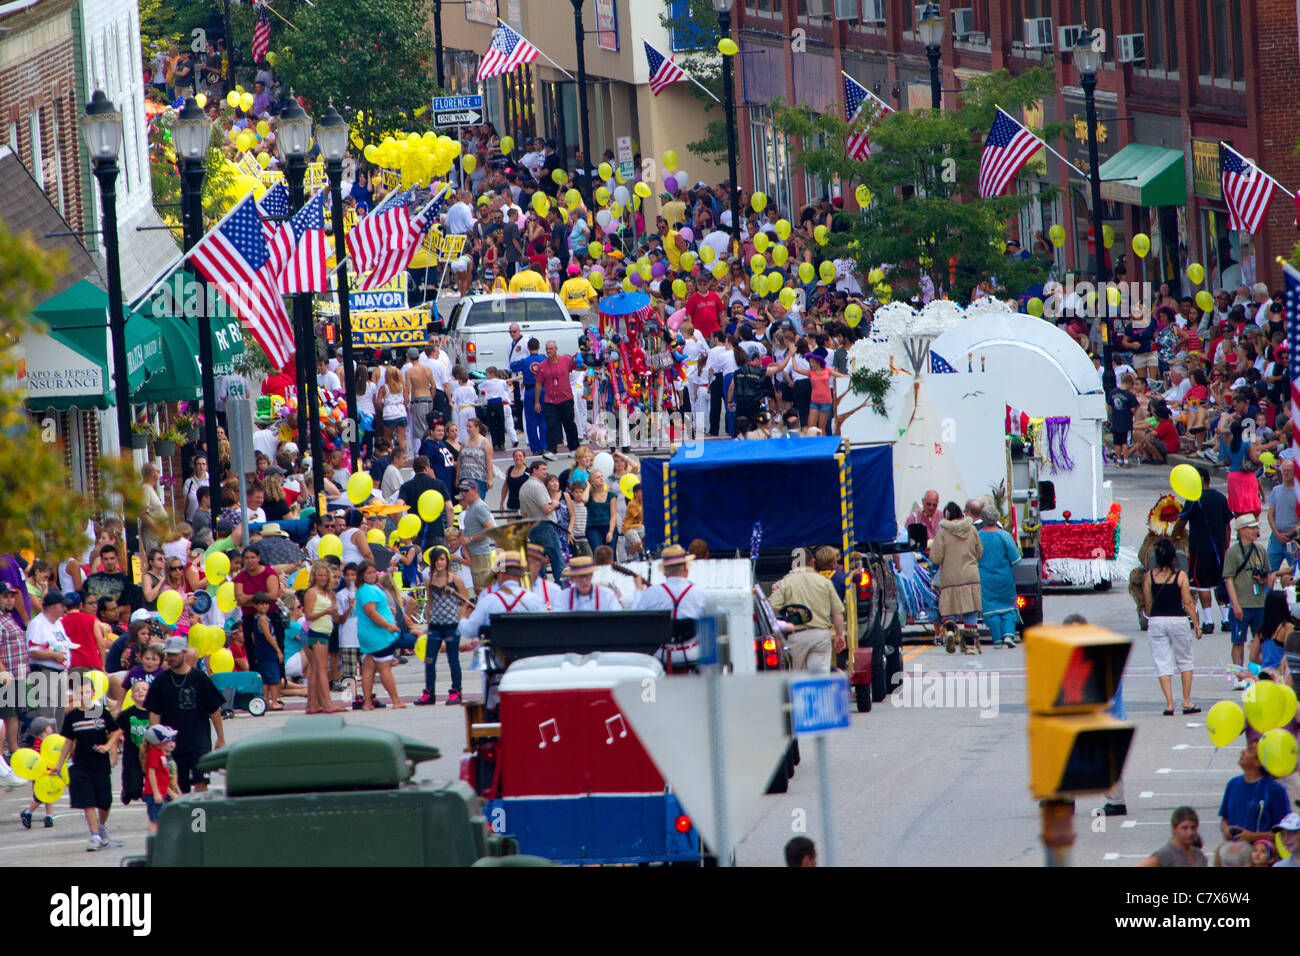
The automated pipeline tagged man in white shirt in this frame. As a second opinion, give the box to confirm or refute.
[1163,365,1191,404]
[1252,282,1271,327]
[445,190,475,235]
[632,545,715,669]
[26,590,73,675]
[559,556,622,611]
[316,357,341,391]
[252,425,280,462]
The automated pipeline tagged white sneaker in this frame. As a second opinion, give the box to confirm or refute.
[87,834,105,852]
[0,765,24,789]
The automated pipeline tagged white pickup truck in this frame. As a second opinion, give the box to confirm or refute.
[437,292,584,372]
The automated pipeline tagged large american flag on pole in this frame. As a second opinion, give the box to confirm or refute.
[258,182,293,276]
[644,40,685,95]
[1221,144,1278,235]
[843,72,892,161]
[347,189,427,291]
[279,190,329,295]
[189,193,294,369]
[978,108,1041,199]
[251,1,271,64]
[476,21,539,82]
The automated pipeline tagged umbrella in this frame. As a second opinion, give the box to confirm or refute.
[254,535,306,566]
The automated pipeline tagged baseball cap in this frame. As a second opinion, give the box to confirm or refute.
[1231,377,1248,389]
[42,590,68,608]
[1274,812,1300,832]
[162,635,189,654]
[457,479,478,491]
[0,582,15,595]
[28,716,55,737]
[143,725,178,747]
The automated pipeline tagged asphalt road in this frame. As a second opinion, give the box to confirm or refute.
[0,462,1268,867]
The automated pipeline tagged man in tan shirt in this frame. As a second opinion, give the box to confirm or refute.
[768,553,845,673]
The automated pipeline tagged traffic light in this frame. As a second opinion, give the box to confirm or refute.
[1024,624,1134,800]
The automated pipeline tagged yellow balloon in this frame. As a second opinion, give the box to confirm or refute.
[292,567,310,592]
[318,533,343,560]
[634,181,651,199]
[1196,290,1215,313]
[751,274,767,296]
[750,253,766,274]
[775,219,792,241]
[711,260,727,279]
[256,120,270,137]
[751,191,768,213]
[813,225,829,246]
[226,90,241,109]
[188,623,208,650]
[1048,224,1066,248]
[257,152,271,168]
[1187,262,1205,285]
[209,648,235,674]
[366,528,385,545]
[216,580,237,614]
[1132,233,1150,258]
[680,251,696,271]
[845,303,863,327]
[589,241,604,259]
[1027,297,1044,317]
[1205,700,1246,747]
[10,748,43,781]
[551,168,568,185]
[1259,727,1298,778]
[622,278,636,292]
[1101,224,1114,249]
[672,278,687,299]
[40,734,67,766]
[610,202,623,219]
[771,244,789,266]
[1169,463,1202,502]
[236,132,254,153]
[663,150,678,172]
[33,775,64,804]
[855,184,872,207]
[753,232,770,253]
[868,267,884,285]
[1106,285,1121,307]
[595,186,610,206]
[418,489,445,522]
[239,92,254,113]
[718,38,739,56]
[462,154,477,175]
[195,93,207,109]
[157,590,183,626]
[1277,683,1298,725]
[598,162,612,181]
[414,635,428,661]
[396,513,422,540]
[205,551,230,582]
[778,287,796,309]
[500,135,514,154]
[347,471,374,505]
[1245,681,1289,733]
[798,261,815,284]
[565,188,581,210]
[620,473,640,500]
[700,244,716,264]
[819,260,836,283]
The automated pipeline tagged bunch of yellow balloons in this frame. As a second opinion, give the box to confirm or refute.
[11,735,70,802]
[362,131,462,189]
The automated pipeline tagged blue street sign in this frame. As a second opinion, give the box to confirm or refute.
[431,95,483,112]
[789,675,851,736]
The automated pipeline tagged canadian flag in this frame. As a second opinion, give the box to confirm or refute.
[1006,405,1031,437]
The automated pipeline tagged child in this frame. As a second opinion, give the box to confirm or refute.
[117,681,151,806]
[336,563,363,708]
[141,724,180,836]
[249,592,284,711]
[1251,838,1276,867]
[1110,372,1139,467]
[53,681,123,851]
[622,482,645,559]
[478,367,516,449]
[450,367,478,441]
[18,717,57,830]
[567,479,591,558]
[123,643,164,692]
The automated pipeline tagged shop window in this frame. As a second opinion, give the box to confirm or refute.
[748,105,793,220]
[1196,0,1245,88]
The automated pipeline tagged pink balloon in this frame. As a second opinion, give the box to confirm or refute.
[667,308,686,331]
[679,227,694,243]
[603,221,619,234]
[664,175,679,194]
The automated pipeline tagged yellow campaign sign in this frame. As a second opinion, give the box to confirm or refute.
[343,207,357,233]
[339,308,430,346]
[378,168,400,191]
[305,162,327,190]
[238,154,262,179]
[438,234,466,262]
[260,170,285,187]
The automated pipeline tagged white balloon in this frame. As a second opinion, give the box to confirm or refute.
[604,178,615,193]
[592,452,615,476]
[674,170,688,187]
[595,209,612,228]
[613,185,631,206]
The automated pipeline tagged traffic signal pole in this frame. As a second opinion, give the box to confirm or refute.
[1040,799,1075,867]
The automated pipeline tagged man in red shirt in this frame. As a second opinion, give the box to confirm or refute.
[533,340,580,454]
[685,276,725,339]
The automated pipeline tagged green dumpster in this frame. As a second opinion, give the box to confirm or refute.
[141,717,526,866]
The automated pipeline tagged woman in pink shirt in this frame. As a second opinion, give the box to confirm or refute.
[806,353,848,433]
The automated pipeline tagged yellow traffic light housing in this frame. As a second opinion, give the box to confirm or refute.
[1024,624,1134,801]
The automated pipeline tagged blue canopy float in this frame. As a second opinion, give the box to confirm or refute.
[640,436,895,554]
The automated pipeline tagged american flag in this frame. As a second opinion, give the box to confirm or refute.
[1221,144,1277,235]
[279,190,329,295]
[843,72,891,161]
[930,350,957,374]
[644,40,685,96]
[476,22,538,82]
[978,108,1041,200]
[347,189,428,291]
[252,1,271,64]
[188,193,294,369]
[1287,262,1300,514]
[258,181,293,275]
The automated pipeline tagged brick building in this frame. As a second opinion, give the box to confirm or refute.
[725,0,1300,291]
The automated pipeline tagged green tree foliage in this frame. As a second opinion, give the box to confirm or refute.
[0,220,145,559]
[147,108,237,240]
[659,0,726,167]
[138,0,212,53]
[256,0,441,146]
[774,68,1064,302]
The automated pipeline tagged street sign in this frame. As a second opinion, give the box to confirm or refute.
[612,673,790,861]
[616,135,634,182]
[432,95,483,129]
[789,674,851,736]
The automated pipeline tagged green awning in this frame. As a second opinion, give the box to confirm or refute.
[145,270,246,377]
[30,279,165,396]
[134,314,202,403]
[1099,143,1187,208]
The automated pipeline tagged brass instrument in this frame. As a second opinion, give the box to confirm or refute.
[482,518,539,588]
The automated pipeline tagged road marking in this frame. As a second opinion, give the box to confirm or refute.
[1103,852,1148,860]
[1155,768,1233,774]
[1172,744,1216,750]
[1185,722,1204,728]
[1138,791,1222,799]
[901,646,928,664]
[1120,820,1165,828]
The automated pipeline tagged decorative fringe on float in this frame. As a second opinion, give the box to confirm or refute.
[1044,547,1139,587]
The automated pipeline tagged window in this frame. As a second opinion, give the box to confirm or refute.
[1196,0,1245,86]
[1135,0,1179,76]
[464,299,574,327]
[746,0,782,15]
[748,105,793,219]
[28,110,43,193]
[802,131,840,205]
[670,0,714,52]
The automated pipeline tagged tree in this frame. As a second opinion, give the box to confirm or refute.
[148,107,238,239]
[251,0,441,146]
[773,67,1065,302]
[659,0,727,167]
[0,220,144,560]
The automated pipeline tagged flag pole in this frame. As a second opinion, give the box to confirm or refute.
[995,105,1089,181]
[651,39,722,104]
[1220,142,1296,198]
[128,191,259,309]
[499,18,575,80]
[842,71,894,113]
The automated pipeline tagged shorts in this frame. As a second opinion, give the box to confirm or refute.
[1230,605,1265,645]
[172,749,211,793]
[305,631,330,647]
[366,642,398,664]
[623,527,644,551]
[1147,616,1196,676]
[809,401,832,414]
[68,767,112,810]
[1112,428,1131,446]
[144,794,167,823]
[383,417,408,430]
[1188,550,1223,590]
[338,647,361,680]
[1132,352,1159,371]
[257,656,283,685]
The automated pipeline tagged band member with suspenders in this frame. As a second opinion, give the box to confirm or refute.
[632,544,715,669]
[527,544,560,610]
[457,554,547,641]
[559,556,623,611]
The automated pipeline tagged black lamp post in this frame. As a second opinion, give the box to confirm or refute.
[81,92,132,457]
[919,3,944,110]
[1075,27,1114,394]
[713,0,740,251]
[316,104,361,473]
[434,0,445,89]
[570,0,594,206]
[277,94,325,501]
[173,97,222,534]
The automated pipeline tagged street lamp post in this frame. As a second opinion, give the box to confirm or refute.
[713,0,740,251]
[173,97,222,534]
[570,0,593,206]
[919,3,944,110]
[316,104,361,473]
[434,0,445,89]
[1075,28,1114,394]
[81,92,132,457]
[277,95,325,502]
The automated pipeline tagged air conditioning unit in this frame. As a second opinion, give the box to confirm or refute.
[1116,33,1146,63]
[1057,24,1084,51]
[952,8,975,38]
[834,0,859,20]
[806,0,833,17]
[862,0,886,24]
[1023,16,1053,48]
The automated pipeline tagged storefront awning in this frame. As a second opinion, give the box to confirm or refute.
[29,280,165,405]
[134,314,202,403]
[139,270,248,382]
[1099,143,1186,208]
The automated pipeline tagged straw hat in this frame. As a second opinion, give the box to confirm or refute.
[562,555,596,577]
[659,544,691,568]
[526,542,547,561]
[258,523,289,538]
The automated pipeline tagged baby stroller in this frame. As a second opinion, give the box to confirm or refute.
[211,671,268,718]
